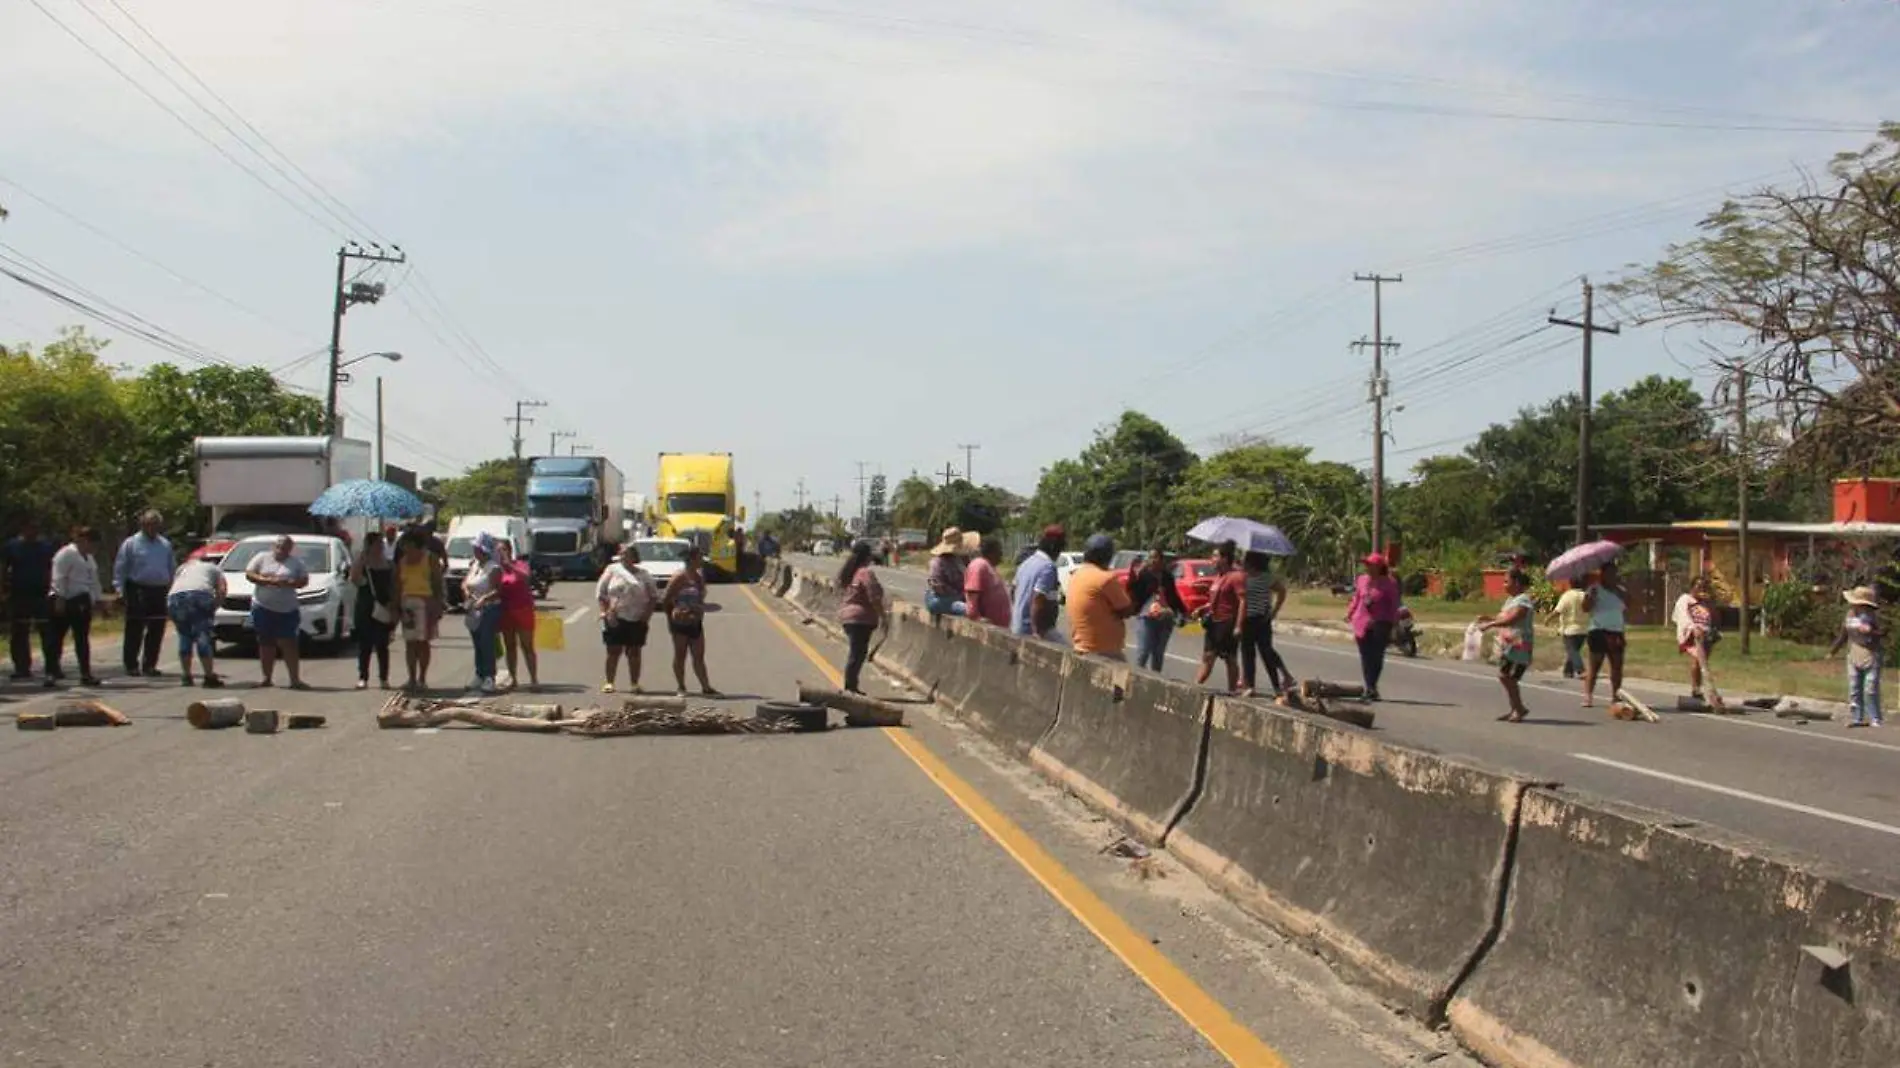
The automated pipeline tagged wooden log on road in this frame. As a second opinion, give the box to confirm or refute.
[1277,687,1375,729]
[285,713,327,729]
[497,702,565,721]
[18,700,133,729]
[622,696,688,713]
[796,683,907,727]
[188,697,247,729]
[1299,679,1365,701]
[16,712,55,730]
[244,708,280,734]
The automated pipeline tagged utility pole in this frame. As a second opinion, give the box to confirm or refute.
[1736,367,1752,654]
[939,461,959,487]
[855,461,872,526]
[550,429,576,456]
[1352,272,1402,555]
[795,478,808,513]
[832,495,842,518]
[374,376,386,480]
[507,400,546,464]
[569,443,592,457]
[324,242,406,435]
[956,444,980,485]
[1549,277,1620,545]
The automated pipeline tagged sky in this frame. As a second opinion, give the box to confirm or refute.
[2,0,1897,519]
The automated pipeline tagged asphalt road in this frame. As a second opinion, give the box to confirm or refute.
[1,582,1469,1068]
[823,555,1900,892]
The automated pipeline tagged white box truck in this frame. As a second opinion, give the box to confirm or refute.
[192,436,375,556]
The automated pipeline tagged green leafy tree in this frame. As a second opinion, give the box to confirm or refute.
[890,475,939,531]
[429,459,524,519]
[1030,411,1196,542]
[1390,455,1499,552]
[1165,442,1369,577]
[0,329,136,534]
[865,474,889,534]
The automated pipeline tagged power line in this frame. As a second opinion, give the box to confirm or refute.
[0,248,238,368]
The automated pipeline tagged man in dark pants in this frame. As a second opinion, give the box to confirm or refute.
[2,519,55,681]
[112,510,176,677]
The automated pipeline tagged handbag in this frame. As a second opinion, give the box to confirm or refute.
[371,601,396,626]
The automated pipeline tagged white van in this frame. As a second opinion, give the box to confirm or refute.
[444,515,530,608]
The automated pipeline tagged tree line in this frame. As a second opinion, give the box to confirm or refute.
[0,329,323,539]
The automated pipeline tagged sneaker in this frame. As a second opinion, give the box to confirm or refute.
[478,678,498,695]
[355,679,369,690]
[203,675,225,689]
[601,682,616,694]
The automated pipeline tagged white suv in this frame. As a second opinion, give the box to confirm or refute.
[214,535,356,647]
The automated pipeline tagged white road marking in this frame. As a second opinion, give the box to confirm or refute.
[1690,713,1900,753]
[1569,753,1900,837]
[202,892,229,899]
[564,603,592,626]
[413,727,441,735]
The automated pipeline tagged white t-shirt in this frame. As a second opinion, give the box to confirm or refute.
[463,560,502,605]
[596,563,659,622]
[169,559,223,598]
[248,554,309,614]
[51,544,101,600]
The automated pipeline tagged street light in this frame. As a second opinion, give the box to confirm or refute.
[337,350,403,375]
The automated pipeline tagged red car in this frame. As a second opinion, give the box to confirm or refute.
[1170,558,1219,616]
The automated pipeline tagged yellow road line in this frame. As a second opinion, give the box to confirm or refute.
[739,585,1287,1068]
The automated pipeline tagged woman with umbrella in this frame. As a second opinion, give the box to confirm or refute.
[1545,539,1627,707]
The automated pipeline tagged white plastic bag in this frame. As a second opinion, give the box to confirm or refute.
[1461,621,1484,662]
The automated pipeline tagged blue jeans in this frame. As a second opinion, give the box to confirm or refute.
[1135,615,1174,671]
[468,604,501,682]
[168,590,216,660]
[924,592,967,619]
[1849,661,1883,725]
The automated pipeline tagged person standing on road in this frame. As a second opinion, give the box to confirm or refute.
[1194,541,1245,692]
[166,554,227,687]
[350,531,396,690]
[1067,534,1136,661]
[963,536,1012,628]
[1581,562,1629,707]
[112,510,176,677]
[395,530,437,692]
[838,541,886,693]
[1346,552,1400,701]
[495,540,539,690]
[1550,580,1589,680]
[926,527,972,619]
[596,543,659,694]
[1127,548,1188,671]
[1478,569,1536,723]
[1672,576,1717,702]
[1832,586,1884,728]
[3,519,56,682]
[461,533,505,694]
[246,535,310,689]
[1239,551,1291,697]
[662,545,720,697]
[1011,526,1066,641]
[44,526,102,687]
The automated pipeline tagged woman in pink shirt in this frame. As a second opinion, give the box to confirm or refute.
[962,536,1011,627]
[1346,552,1401,701]
[837,541,886,694]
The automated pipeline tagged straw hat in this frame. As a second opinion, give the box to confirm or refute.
[931,524,980,551]
[1845,586,1880,608]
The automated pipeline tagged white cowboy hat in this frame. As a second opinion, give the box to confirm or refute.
[1845,586,1880,608]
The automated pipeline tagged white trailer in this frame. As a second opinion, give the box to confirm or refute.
[194,436,375,543]
[621,491,649,539]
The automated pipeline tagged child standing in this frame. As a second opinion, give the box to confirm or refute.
[1831,586,1884,728]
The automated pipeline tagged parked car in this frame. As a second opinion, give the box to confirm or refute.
[1053,551,1086,602]
[213,534,356,647]
[633,537,692,586]
[1171,557,1219,616]
[811,538,836,556]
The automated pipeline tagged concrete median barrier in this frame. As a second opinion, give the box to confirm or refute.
[1449,788,1900,1068]
[774,563,793,596]
[1029,658,1211,846]
[952,627,1065,759]
[1168,696,1532,1023]
[906,615,990,711]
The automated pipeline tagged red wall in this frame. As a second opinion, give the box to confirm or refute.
[1833,478,1900,524]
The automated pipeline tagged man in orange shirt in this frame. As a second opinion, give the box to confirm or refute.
[1067,533,1136,660]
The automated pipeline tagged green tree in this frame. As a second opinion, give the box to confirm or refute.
[1390,455,1498,551]
[1165,442,1369,577]
[890,476,938,531]
[0,329,136,534]
[1030,411,1197,542]
[119,362,325,526]
[865,474,889,534]
[429,459,524,519]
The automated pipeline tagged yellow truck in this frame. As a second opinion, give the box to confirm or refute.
[650,452,746,580]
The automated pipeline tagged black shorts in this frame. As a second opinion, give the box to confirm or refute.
[1586,629,1625,655]
[668,618,705,641]
[1499,660,1528,682]
[602,618,650,649]
[1203,620,1237,656]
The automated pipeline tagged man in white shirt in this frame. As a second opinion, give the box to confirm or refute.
[46,526,102,687]
[596,544,659,694]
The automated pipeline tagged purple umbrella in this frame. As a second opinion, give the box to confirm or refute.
[1545,540,1624,583]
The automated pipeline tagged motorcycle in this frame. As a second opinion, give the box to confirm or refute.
[1393,605,1420,658]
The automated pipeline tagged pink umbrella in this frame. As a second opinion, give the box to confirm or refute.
[1545,540,1624,584]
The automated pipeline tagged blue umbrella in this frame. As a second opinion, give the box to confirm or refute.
[1186,516,1297,556]
[308,479,426,519]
